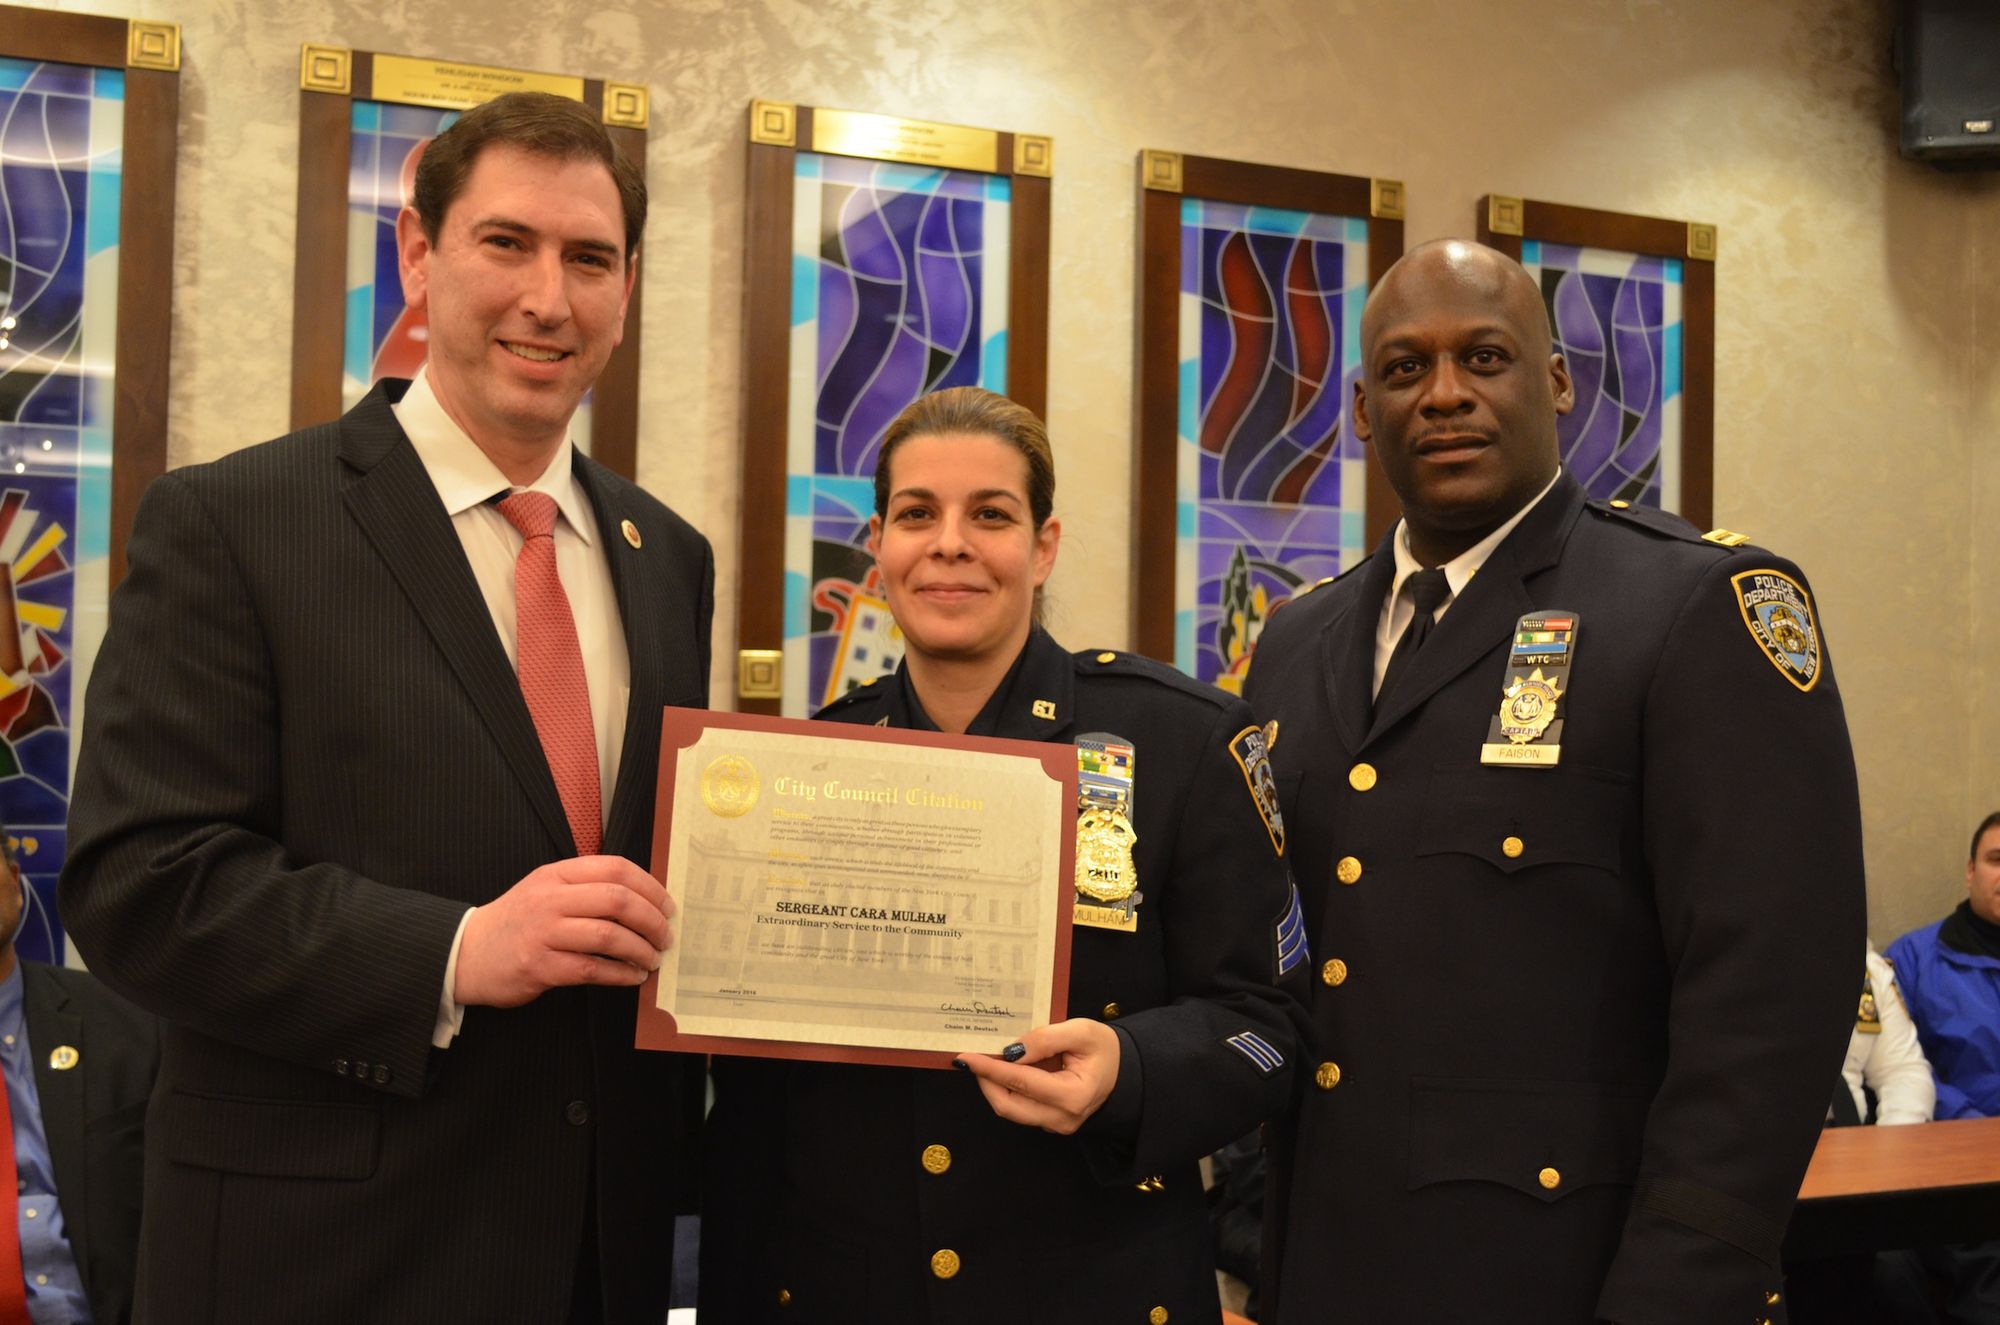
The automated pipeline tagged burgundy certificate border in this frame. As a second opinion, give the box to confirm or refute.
[637,705,1078,1069]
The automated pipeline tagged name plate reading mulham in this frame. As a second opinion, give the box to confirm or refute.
[811,107,999,173]
[370,54,584,111]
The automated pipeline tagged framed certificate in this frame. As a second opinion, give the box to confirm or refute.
[637,708,1076,1069]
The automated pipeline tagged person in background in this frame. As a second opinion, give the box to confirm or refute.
[58,92,712,1323]
[1888,812,2000,1121]
[1873,812,2000,1322]
[0,828,156,1325]
[1835,943,1934,1128]
[700,387,1311,1324]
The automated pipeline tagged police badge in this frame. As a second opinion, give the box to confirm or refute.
[1074,733,1142,932]
[1481,612,1578,768]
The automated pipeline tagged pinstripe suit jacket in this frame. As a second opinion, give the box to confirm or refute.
[59,381,713,1324]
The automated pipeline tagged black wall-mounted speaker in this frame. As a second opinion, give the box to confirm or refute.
[1896,0,2000,168]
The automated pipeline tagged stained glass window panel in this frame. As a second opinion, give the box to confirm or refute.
[0,56,123,962]
[1520,240,1683,511]
[783,153,1009,716]
[344,101,601,453]
[1179,200,1368,692]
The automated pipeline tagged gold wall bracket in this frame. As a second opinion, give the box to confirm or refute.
[749,99,797,147]
[603,82,649,129]
[1013,134,1053,177]
[1687,222,1718,261]
[301,44,352,95]
[127,21,180,72]
[738,649,783,701]
[1487,195,1525,236]
[1369,178,1405,221]
[1141,149,1182,193]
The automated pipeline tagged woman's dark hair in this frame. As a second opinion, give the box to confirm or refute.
[871,387,1055,529]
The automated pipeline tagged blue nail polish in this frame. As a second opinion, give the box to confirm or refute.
[951,1058,969,1071]
[1002,1042,1027,1062]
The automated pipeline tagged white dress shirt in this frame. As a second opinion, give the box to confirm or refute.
[394,368,631,1045]
[1372,472,1561,698]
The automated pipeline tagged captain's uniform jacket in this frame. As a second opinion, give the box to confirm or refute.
[700,627,1311,1325]
[1245,473,1864,1325]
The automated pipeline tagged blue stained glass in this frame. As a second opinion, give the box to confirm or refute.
[783,152,1010,715]
[1524,242,1683,509]
[1178,198,1369,690]
[0,56,122,963]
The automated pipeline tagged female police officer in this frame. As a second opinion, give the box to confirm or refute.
[699,387,1309,1324]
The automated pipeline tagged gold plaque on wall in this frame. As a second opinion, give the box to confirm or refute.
[370,53,585,111]
[812,107,998,173]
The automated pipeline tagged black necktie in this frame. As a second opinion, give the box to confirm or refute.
[1377,568,1451,711]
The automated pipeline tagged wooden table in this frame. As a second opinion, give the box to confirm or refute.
[1784,1115,2000,1259]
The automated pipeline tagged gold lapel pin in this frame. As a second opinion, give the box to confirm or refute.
[49,1045,78,1071]
[1031,699,1056,720]
[621,519,642,549]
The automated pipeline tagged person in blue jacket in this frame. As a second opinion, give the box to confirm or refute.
[1888,810,2000,1121]
[1880,810,2000,1322]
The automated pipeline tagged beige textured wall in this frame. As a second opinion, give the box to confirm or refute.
[26,0,1999,939]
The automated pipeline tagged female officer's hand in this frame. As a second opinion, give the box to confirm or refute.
[957,1018,1120,1134]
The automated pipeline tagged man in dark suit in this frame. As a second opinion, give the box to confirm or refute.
[1,830,156,1325]
[1246,239,1864,1324]
[59,93,712,1323]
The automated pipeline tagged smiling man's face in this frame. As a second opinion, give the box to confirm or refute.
[1354,240,1574,566]
[397,143,635,468]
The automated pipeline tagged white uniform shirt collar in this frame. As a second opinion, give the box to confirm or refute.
[1387,469,1561,607]
[395,366,595,543]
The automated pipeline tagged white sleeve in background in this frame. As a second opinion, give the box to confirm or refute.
[432,908,475,1048]
[1863,944,1936,1125]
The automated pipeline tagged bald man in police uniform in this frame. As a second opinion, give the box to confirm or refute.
[1246,240,1864,1324]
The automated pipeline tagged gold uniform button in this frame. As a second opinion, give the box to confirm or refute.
[1609,499,1631,509]
[1538,1167,1561,1190]
[1314,1061,1342,1090]
[1102,1002,1122,1019]
[776,1288,793,1307]
[1335,856,1362,885]
[1348,763,1377,792]
[1501,836,1525,859]
[1766,1290,1782,1305]
[1150,1309,1170,1325]
[931,1248,961,1280]
[1096,651,1117,664]
[1321,958,1348,987]
[921,1144,952,1175]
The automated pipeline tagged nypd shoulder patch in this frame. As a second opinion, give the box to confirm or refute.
[1730,568,1821,692]
[1229,725,1286,856]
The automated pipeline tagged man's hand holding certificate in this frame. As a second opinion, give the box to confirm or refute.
[637,708,1076,1068]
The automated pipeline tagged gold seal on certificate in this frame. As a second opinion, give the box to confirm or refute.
[701,754,761,818]
[639,708,1078,1069]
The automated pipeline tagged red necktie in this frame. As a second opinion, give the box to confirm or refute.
[0,1055,30,1325]
[497,492,602,856]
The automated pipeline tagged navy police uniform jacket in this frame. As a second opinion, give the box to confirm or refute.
[1244,473,1864,1325]
[700,627,1311,1325]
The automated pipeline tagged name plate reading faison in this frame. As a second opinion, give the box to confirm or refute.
[637,707,1076,1069]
